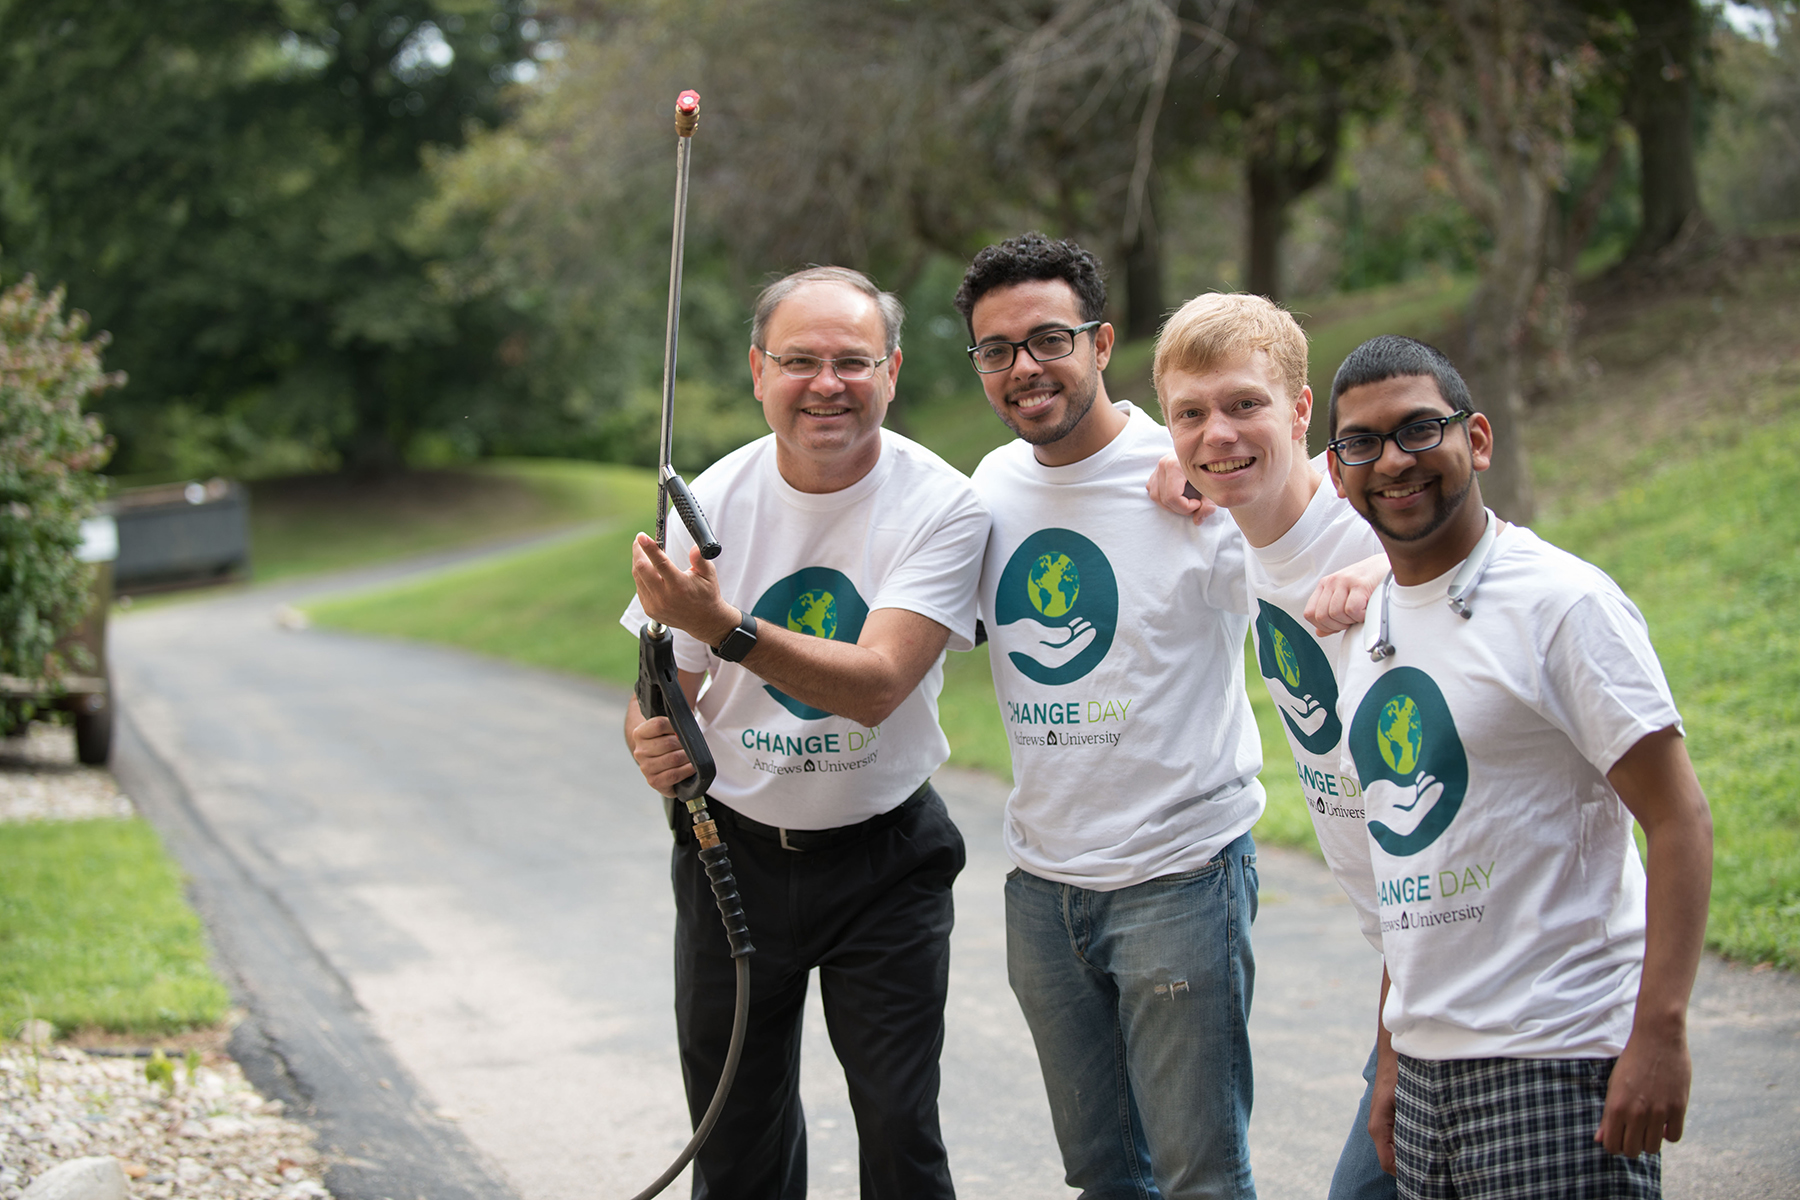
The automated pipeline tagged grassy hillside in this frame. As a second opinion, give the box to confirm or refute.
[307,242,1800,965]
[248,459,653,581]
[1544,406,1800,967]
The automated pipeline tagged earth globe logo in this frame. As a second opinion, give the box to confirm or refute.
[1378,695,1422,775]
[786,589,838,639]
[1028,553,1080,619]
[1271,626,1301,689]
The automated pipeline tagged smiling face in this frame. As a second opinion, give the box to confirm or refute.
[1162,350,1312,515]
[1327,373,1492,563]
[968,279,1115,462]
[750,281,899,492]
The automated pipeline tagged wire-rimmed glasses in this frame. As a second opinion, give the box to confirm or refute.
[758,349,890,381]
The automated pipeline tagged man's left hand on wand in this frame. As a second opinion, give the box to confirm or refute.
[633,533,737,647]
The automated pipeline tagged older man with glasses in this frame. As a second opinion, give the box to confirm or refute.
[622,265,988,1200]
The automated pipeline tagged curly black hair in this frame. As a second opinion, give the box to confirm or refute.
[953,232,1107,336]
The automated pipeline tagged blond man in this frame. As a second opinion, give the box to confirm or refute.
[1153,293,1393,1200]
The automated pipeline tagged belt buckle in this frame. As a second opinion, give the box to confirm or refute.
[779,827,802,852]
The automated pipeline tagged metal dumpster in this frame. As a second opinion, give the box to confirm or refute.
[110,478,251,594]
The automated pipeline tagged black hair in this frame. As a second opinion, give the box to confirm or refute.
[1327,335,1474,437]
[953,232,1107,336]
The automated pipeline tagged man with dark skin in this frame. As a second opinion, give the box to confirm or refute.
[1325,336,1712,1199]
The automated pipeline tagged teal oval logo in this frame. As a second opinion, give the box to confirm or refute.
[994,529,1118,685]
[1254,601,1342,755]
[1348,666,1467,857]
[751,567,868,720]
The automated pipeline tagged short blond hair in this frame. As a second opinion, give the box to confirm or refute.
[1152,293,1310,408]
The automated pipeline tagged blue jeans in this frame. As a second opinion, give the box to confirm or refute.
[1005,830,1259,1200]
[1331,1042,1398,1200]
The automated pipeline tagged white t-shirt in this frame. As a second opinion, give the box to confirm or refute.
[973,402,1264,890]
[621,429,989,829]
[1245,457,1386,949]
[1335,523,1682,1061]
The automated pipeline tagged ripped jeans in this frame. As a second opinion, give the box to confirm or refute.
[1005,831,1259,1200]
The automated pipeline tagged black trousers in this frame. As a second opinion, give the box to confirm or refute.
[672,785,965,1200]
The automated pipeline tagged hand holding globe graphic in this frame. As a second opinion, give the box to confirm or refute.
[1007,617,1098,670]
[1272,688,1331,738]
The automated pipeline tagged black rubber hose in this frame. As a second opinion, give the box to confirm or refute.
[627,954,750,1200]
[628,833,754,1200]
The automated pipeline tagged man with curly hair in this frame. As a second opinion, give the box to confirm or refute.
[956,233,1262,1199]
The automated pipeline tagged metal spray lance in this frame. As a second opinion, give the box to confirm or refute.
[628,88,753,1200]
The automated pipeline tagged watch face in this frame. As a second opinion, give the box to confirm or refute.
[718,614,757,661]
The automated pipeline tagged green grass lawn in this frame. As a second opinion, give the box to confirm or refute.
[0,819,230,1036]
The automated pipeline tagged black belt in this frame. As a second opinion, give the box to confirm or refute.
[700,780,932,852]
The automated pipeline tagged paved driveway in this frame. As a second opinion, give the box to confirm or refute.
[111,561,1798,1199]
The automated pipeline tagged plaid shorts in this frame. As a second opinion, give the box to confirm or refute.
[1393,1055,1660,1200]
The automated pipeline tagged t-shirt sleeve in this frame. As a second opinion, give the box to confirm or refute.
[868,484,991,653]
[1537,590,1683,775]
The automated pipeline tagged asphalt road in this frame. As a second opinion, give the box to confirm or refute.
[110,557,1799,1199]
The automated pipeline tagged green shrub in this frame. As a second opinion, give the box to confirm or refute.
[0,271,117,688]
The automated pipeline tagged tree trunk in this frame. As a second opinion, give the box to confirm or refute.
[1122,186,1164,342]
[1461,189,1548,524]
[1624,0,1707,260]
[1244,114,1338,302]
[344,347,402,477]
[1246,156,1286,300]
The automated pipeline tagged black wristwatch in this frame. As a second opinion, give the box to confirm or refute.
[713,609,759,663]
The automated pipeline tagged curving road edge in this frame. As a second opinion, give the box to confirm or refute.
[114,708,520,1200]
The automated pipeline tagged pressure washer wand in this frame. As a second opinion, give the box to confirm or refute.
[653,88,721,566]
[628,89,754,1200]
[639,87,720,809]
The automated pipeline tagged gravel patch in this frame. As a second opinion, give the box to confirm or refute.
[0,726,132,823]
[0,1041,332,1200]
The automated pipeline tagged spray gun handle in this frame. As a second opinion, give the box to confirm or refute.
[636,624,716,805]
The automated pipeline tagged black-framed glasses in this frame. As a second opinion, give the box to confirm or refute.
[758,349,890,381]
[1328,412,1470,466]
[967,321,1102,374]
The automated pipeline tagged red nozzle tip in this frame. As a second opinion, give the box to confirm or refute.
[677,90,700,113]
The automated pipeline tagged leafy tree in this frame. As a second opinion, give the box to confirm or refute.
[0,0,534,475]
[1222,0,1389,301]
[1699,3,1800,232]
[0,269,115,690]
[1388,0,1609,523]
[968,0,1240,337]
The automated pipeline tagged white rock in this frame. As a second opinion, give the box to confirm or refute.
[18,1157,126,1200]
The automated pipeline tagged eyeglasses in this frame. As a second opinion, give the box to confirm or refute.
[1328,412,1470,466]
[758,349,889,381]
[967,321,1102,374]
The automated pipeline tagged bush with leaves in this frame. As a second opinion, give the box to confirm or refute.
[0,272,117,690]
